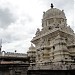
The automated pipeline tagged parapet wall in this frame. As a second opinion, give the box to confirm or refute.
[0,51,27,58]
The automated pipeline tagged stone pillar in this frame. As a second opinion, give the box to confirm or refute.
[9,67,15,75]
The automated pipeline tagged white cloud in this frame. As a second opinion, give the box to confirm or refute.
[0,0,74,53]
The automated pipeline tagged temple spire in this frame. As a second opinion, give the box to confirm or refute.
[51,3,54,8]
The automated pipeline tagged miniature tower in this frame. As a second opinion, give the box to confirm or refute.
[27,44,36,67]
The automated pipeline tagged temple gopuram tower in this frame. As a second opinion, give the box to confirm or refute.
[30,4,75,69]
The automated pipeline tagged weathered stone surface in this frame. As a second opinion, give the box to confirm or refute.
[28,4,75,70]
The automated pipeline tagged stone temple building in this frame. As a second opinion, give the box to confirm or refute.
[27,4,75,70]
[0,3,75,75]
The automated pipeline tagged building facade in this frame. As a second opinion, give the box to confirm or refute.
[28,4,75,70]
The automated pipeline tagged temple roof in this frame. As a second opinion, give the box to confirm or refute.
[43,4,66,19]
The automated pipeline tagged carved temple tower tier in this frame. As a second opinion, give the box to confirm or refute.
[30,4,75,69]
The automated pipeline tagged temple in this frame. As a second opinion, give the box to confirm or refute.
[0,3,75,75]
[27,4,75,70]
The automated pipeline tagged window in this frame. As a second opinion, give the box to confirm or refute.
[56,18,61,24]
[48,18,54,24]
[53,46,55,50]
